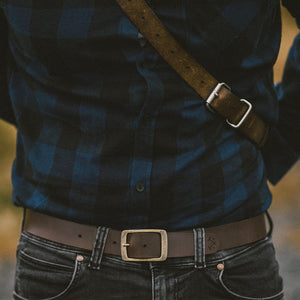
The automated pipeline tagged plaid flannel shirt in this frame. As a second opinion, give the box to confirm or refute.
[0,0,299,229]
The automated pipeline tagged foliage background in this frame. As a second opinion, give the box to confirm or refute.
[0,5,299,300]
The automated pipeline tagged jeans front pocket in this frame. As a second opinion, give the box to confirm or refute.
[217,238,284,300]
[13,232,84,300]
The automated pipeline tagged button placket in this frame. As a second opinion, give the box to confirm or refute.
[128,29,163,217]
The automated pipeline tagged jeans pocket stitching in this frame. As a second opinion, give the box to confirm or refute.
[19,249,74,270]
[218,262,284,300]
[207,236,271,266]
[21,231,84,254]
[13,257,82,300]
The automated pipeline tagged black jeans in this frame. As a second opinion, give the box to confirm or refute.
[13,227,283,300]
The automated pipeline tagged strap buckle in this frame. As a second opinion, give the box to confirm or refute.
[206,82,231,113]
[226,99,252,128]
[206,83,252,128]
[121,229,168,262]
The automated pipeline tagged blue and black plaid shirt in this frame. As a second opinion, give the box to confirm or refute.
[0,0,299,230]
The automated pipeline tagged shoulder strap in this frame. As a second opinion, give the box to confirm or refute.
[116,0,269,148]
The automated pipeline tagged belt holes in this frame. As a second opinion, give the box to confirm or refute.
[156,33,160,37]
[113,241,117,244]
[78,234,82,238]
[201,80,205,84]
[143,244,147,248]
[142,16,145,20]
[186,65,190,69]
[170,50,175,54]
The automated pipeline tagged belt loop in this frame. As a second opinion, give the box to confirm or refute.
[265,211,273,237]
[193,228,206,269]
[88,226,109,270]
[21,209,27,231]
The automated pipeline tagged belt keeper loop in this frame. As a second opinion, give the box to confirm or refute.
[88,226,109,270]
[193,228,206,269]
[265,211,274,237]
[21,209,27,231]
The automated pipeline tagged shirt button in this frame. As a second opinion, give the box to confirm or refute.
[144,113,152,124]
[137,32,147,47]
[140,61,147,69]
[136,182,145,192]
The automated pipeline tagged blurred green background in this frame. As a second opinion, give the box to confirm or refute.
[0,5,300,300]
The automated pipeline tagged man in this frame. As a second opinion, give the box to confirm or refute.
[0,0,299,299]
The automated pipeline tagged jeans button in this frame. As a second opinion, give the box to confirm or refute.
[136,182,145,192]
[76,255,84,262]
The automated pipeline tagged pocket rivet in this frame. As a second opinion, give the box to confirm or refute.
[217,263,224,271]
[77,255,84,262]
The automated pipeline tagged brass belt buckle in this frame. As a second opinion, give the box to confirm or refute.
[121,229,168,262]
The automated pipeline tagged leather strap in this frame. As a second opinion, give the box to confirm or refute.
[23,210,268,259]
[116,0,269,148]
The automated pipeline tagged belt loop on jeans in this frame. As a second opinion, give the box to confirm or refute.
[265,211,274,238]
[193,228,206,269]
[21,209,27,232]
[88,226,109,270]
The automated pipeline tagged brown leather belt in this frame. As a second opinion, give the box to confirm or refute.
[115,0,269,148]
[23,210,268,262]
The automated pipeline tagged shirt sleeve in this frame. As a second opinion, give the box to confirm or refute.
[0,8,16,125]
[261,2,300,185]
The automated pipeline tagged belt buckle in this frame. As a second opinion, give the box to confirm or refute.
[206,82,231,113]
[121,229,168,262]
[226,98,252,128]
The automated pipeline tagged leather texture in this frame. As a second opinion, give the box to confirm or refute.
[23,210,268,259]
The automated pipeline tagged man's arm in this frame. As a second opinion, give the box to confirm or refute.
[278,0,300,153]
[276,34,300,155]
[0,9,16,125]
[262,2,300,184]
